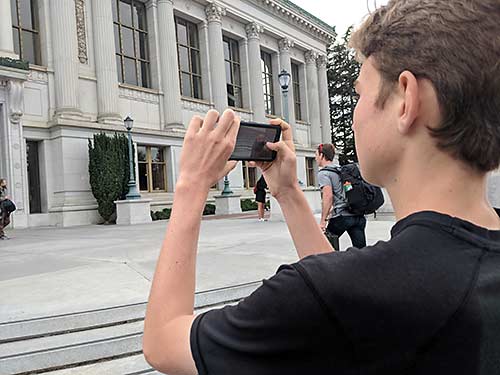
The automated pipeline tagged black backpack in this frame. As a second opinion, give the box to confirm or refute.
[322,164,384,215]
[1,199,16,214]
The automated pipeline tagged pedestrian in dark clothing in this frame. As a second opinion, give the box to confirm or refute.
[254,175,268,221]
[0,179,11,240]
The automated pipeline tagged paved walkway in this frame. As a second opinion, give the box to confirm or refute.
[0,213,395,324]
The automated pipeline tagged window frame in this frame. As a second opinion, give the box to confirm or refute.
[223,35,243,109]
[242,161,257,189]
[306,157,316,187]
[137,145,168,193]
[291,63,302,121]
[175,16,203,100]
[11,0,41,65]
[261,50,275,115]
[113,0,151,88]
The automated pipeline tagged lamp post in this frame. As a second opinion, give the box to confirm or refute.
[278,69,291,123]
[221,175,233,195]
[124,116,141,200]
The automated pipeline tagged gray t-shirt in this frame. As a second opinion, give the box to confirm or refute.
[318,164,352,218]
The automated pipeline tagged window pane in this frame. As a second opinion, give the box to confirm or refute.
[233,64,241,86]
[133,2,147,30]
[188,23,199,48]
[12,28,20,56]
[138,163,148,191]
[223,40,230,60]
[21,31,38,64]
[119,0,132,26]
[178,46,189,71]
[124,57,137,85]
[193,76,202,99]
[227,84,235,107]
[136,31,148,60]
[137,146,147,161]
[116,55,123,82]
[152,164,166,191]
[176,20,187,45]
[248,167,257,187]
[114,24,121,53]
[150,147,164,162]
[191,50,200,74]
[20,0,34,29]
[122,27,134,56]
[138,61,149,88]
[11,0,18,26]
[112,0,118,22]
[225,61,232,83]
[181,72,192,97]
[234,87,242,108]
[231,40,239,62]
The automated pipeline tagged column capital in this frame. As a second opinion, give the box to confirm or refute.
[305,50,318,64]
[205,2,226,23]
[278,38,294,53]
[7,80,24,124]
[245,22,264,40]
[147,0,159,9]
[317,55,328,69]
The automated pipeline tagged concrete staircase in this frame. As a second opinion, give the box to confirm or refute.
[0,282,261,375]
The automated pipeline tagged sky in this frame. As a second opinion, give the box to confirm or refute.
[290,0,390,38]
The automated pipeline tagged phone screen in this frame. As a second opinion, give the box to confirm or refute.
[229,122,281,161]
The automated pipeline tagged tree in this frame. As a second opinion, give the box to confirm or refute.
[327,27,360,165]
[88,133,132,223]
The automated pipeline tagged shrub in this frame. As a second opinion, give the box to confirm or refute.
[151,208,172,221]
[203,204,216,215]
[241,199,258,211]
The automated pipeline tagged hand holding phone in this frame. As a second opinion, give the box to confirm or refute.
[229,121,281,161]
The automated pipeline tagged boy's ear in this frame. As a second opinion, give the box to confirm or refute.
[397,70,419,135]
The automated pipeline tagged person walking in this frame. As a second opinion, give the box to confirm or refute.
[254,175,268,221]
[316,144,366,250]
[0,179,11,240]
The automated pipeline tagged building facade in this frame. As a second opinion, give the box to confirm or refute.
[0,0,336,228]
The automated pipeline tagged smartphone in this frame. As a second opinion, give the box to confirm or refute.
[229,121,281,161]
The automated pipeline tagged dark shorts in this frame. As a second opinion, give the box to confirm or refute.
[255,190,266,203]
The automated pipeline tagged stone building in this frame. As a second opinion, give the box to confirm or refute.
[0,0,336,228]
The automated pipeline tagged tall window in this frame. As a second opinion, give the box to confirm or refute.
[261,51,275,115]
[138,146,167,192]
[175,17,202,99]
[292,63,302,121]
[306,157,316,187]
[26,140,42,213]
[242,161,257,189]
[11,0,41,65]
[113,0,150,88]
[223,36,242,108]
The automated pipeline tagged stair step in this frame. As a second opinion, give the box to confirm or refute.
[0,321,143,375]
[41,354,163,375]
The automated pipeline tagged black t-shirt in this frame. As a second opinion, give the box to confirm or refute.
[191,210,500,374]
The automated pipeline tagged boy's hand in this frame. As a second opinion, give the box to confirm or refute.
[254,119,299,200]
[177,109,240,192]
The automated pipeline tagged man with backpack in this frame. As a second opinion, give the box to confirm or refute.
[316,143,369,249]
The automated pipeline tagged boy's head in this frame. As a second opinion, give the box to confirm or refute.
[349,0,500,185]
[315,144,335,167]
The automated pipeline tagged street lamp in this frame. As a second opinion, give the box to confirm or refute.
[278,69,291,123]
[124,116,141,200]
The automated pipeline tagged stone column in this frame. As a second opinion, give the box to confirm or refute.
[278,38,296,136]
[0,0,17,58]
[49,0,81,120]
[245,22,266,122]
[305,50,321,146]
[157,0,184,130]
[91,0,121,125]
[317,55,331,143]
[205,3,227,112]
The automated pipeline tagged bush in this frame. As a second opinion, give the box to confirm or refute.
[151,208,172,221]
[203,204,216,215]
[88,133,133,223]
[241,199,258,211]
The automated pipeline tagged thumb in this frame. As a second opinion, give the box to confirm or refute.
[221,160,238,176]
[265,141,285,152]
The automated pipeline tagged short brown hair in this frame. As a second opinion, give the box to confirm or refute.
[317,143,335,162]
[350,0,500,172]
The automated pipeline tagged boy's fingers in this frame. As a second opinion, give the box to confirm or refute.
[221,161,238,176]
[269,118,293,144]
[186,115,203,137]
[214,109,237,137]
[201,109,220,132]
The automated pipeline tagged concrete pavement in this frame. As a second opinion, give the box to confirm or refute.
[0,213,395,324]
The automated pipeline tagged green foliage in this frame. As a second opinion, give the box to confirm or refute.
[151,208,172,221]
[327,27,360,165]
[88,132,133,223]
[241,199,258,211]
[203,204,216,216]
